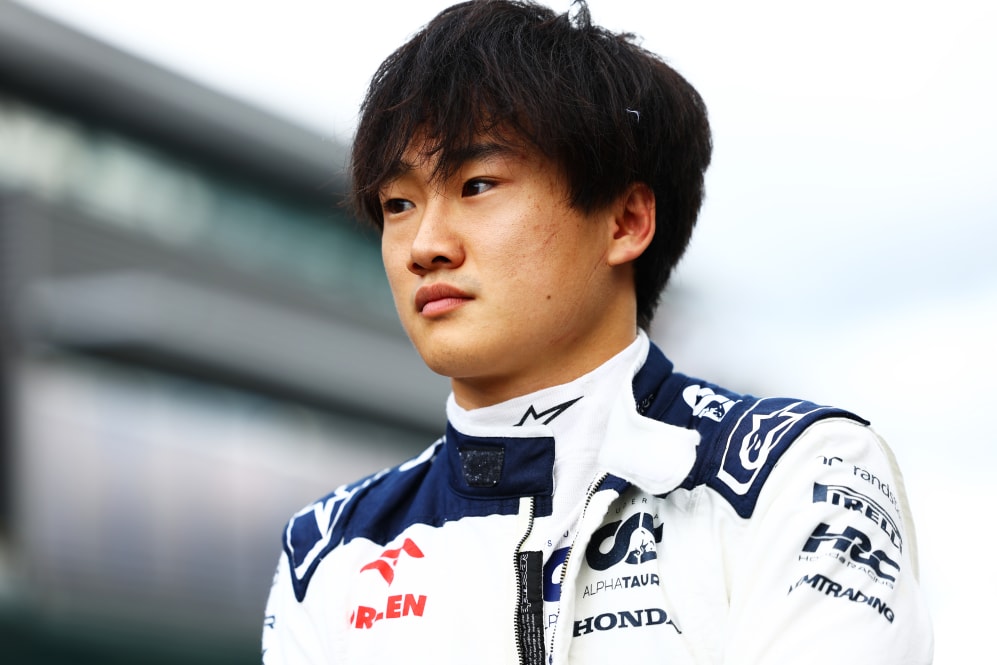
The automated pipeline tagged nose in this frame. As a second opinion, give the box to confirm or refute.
[408,200,464,275]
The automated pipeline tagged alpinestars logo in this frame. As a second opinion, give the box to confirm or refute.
[586,512,663,571]
[682,385,739,422]
[516,396,583,426]
[351,538,428,630]
[718,400,828,496]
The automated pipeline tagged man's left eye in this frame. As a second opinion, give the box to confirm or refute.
[461,179,494,197]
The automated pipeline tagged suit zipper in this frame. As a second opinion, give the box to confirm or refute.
[547,472,609,664]
[514,496,544,665]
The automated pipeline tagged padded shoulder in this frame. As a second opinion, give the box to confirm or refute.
[637,357,867,518]
[281,441,442,602]
[279,423,548,602]
[696,395,866,517]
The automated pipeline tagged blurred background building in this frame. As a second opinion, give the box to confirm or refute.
[0,2,449,661]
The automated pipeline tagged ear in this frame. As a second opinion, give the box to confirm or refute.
[606,182,655,267]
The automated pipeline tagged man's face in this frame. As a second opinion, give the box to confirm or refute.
[379,138,637,408]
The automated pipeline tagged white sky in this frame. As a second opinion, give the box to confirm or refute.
[14,0,997,660]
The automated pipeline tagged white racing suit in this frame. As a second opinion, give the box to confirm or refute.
[263,335,933,664]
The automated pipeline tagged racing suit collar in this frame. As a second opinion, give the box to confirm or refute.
[443,332,700,499]
[442,334,647,500]
[597,345,701,495]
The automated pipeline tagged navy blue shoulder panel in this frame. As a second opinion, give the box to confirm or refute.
[281,427,556,602]
[635,344,868,518]
[692,395,867,518]
[281,444,440,602]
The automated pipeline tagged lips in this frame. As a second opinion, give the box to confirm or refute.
[415,283,473,316]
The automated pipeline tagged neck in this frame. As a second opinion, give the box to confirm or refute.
[451,326,640,410]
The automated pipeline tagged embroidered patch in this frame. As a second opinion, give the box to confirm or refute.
[458,444,505,488]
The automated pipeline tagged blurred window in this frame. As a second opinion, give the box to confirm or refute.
[0,93,392,318]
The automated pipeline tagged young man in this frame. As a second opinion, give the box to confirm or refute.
[263,1,933,663]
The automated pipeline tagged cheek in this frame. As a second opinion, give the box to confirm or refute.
[381,240,412,303]
[381,232,407,274]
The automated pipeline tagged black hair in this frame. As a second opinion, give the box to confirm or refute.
[350,0,712,329]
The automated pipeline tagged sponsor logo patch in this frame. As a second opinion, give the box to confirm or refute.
[813,483,903,552]
[350,538,429,630]
[586,512,663,571]
[351,594,428,630]
[789,572,895,624]
[573,607,681,637]
[582,573,660,598]
[360,538,425,585]
[800,523,900,584]
[852,464,900,512]
[682,385,739,422]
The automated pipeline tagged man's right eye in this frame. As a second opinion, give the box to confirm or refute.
[382,199,414,215]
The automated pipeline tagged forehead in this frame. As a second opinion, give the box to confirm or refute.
[385,130,544,185]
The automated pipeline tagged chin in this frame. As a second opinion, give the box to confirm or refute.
[414,337,499,382]
[419,350,476,380]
